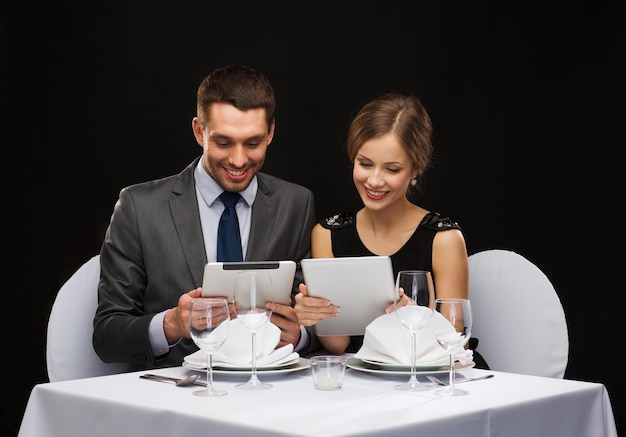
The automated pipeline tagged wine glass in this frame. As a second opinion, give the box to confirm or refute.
[434,298,473,396]
[188,298,231,397]
[393,270,435,391]
[233,270,274,390]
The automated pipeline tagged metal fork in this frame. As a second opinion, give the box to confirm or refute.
[427,374,494,386]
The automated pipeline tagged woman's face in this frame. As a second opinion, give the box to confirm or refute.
[352,132,414,211]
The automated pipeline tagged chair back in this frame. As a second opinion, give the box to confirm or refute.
[469,249,569,378]
[46,255,127,381]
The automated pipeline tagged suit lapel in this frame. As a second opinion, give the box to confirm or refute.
[246,174,274,261]
[170,158,207,287]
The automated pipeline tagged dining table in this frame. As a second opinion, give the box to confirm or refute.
[18,356,618,437]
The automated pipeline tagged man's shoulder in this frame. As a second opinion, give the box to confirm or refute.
[126,173,178,189]
[122,159,196,196]
[121,173,180,199]
[257,172,312,195]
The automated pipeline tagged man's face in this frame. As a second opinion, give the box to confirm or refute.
[193,102,274,192]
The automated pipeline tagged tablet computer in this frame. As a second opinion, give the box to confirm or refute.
[301,256,396,336]
[201,261,296,305]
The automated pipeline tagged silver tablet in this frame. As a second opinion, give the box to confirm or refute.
[201,261,296,305]
[301,256,396,336]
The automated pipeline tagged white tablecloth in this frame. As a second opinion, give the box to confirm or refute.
[18,365,618,437]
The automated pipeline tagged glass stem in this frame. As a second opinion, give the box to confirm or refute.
[410,331,417,384]
[250,331,258,382]
[448,352,455,392]
[207,352,214,392]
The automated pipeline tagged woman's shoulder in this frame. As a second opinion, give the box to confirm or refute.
[418,211,462,231]
[319,212,355,230]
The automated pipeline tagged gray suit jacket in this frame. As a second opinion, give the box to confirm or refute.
[94,157,317,370]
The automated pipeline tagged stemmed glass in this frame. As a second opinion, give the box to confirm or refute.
[188,298,231,397]
[233,271,274,390]
[434,298,473,396]
[393,270,435,391]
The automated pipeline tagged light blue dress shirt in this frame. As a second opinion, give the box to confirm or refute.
[150,160,308,357]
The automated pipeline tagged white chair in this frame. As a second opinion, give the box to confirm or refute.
[468,249,569,378]
[46,254,127,381]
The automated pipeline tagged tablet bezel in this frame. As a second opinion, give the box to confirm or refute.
[201,260,296,305]
[301,256,396,336]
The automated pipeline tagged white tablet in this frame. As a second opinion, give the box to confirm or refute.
[301,256,396,336]
[201,261,296,305]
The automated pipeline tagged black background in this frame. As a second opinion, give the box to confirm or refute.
[3,2,624,436]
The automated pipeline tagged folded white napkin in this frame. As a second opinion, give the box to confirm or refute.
[354,311,473,367]
[184,319,298,367]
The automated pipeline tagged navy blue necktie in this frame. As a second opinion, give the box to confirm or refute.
[217,191,243,262]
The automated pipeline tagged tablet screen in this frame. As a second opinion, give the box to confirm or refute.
[301,256,395,336]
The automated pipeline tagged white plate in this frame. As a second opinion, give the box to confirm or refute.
[183,352,300,370]
[213,356,301,370]
[360,358,444,371]
[347,358,475,375]
[183,357,310,374]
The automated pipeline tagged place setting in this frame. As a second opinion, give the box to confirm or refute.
[183,318,308,375]
[184,271,310,393]
[348,271,478,395]
[347,310,475,376]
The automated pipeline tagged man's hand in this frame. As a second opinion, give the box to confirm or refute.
[269,300,301,348]
[163,287,203,343]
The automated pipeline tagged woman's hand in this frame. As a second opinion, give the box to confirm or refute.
[294,283,340,326]
[385,288,414,313]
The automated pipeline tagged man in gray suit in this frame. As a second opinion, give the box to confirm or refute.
[93,65,317,370]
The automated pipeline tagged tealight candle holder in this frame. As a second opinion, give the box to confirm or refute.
[310,356,347,390]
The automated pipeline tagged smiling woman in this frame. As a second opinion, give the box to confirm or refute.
[294,94,478,362]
